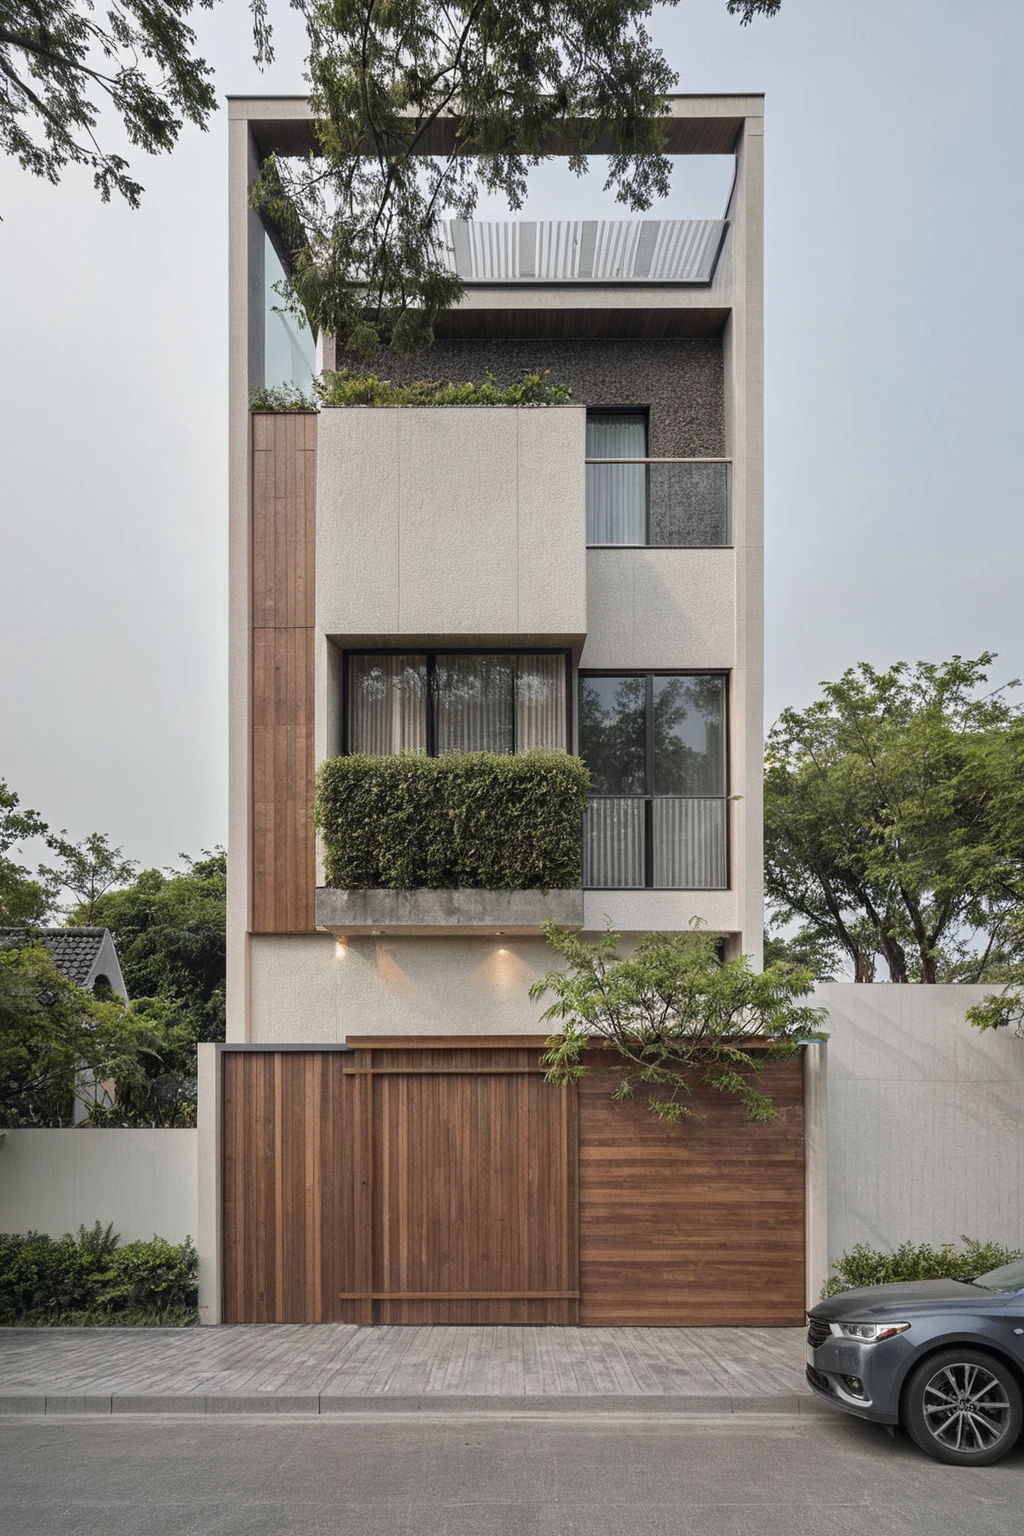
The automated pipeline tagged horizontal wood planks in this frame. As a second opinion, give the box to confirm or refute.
[577,1051,806,1326]
[250,412,317,933]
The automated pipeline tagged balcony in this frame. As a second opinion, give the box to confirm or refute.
[583,796,728,890]
[586,458,731,547]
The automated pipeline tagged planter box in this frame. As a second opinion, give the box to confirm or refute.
[315,887,583,937]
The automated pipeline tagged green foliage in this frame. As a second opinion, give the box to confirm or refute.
[253,0,782,355]
[821,1238,1023,1300]
[0,1223,197,1326]
[1,1,235,207]
[0,939,145,1127]
[41,830,137,924]
[762,926,841,982]
[765,654,1024,984]
[0,779,52,925]
[249,383,318,413]
[533,921,827,1127]
[316,751,590,890]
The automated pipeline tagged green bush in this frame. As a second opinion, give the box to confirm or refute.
[821,1237,1022,1299]
[250,370,572,412]
[0,1222,198,1326]
[316,750,591,890]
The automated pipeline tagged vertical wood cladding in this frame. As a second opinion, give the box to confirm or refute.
[221,1042,805,1327]
[250,413,317,933]
[578,1052,806,1325]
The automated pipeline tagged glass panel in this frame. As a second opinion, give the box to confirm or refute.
[652,798,728,889]
[583,798,645,888]
[578,676,647,794]
[586,412,648,545]
[435,655,514,754]
[652,676,726,796]
[348,655,427,754]
[515,655,567,751]
[649,462,730,547]
[264,230,316,392]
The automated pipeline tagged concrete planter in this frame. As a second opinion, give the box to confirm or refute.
[315,886,583,937]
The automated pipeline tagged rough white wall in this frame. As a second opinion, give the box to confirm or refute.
[0,1130,197,1243]
[818,984,1024,1263]
[580,549,735,671]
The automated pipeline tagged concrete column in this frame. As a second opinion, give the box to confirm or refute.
[196,1043,223,1325]
[803,1040,828,1310]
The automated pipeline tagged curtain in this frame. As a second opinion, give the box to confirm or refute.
[347,655,427,754]
[515,655,566,752]
[435,655,514,753]
[586,412,647,544]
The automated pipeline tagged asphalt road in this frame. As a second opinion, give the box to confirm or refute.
[1,1409,1022,1536]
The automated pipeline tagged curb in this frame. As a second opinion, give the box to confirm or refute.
[0,1392,834,1418]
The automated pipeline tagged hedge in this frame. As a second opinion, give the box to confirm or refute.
[316,750,591,890]
[0,1223,198,1326]
[821,1237,1022,1299]
[250,369,572,413]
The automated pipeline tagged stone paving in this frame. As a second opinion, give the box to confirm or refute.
[0,1324,814,1413]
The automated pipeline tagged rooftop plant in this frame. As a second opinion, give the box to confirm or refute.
[250,370,571,412]
[316,750,590,891]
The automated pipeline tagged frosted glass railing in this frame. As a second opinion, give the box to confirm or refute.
[585,460,731,547]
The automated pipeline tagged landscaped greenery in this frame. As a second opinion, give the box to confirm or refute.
[534,920,826,1127]
[250,370,572,412]
[316,750,590,890]
[821,1238,1023,1299]
[0,1223,197,1326]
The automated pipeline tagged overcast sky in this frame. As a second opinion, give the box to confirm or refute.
[1,0,1022,870]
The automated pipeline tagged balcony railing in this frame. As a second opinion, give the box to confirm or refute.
[585,458,731,547]
[582,796,728,890]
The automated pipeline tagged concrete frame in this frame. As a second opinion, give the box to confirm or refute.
[227,93,765,1034]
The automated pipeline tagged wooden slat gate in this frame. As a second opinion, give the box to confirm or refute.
[222,1039,804,1326]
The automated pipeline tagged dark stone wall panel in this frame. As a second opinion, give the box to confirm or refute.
[377,339,724,458]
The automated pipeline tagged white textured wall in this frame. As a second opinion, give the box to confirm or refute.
[818,984,1024,1263]
[580,549,735,671]
[0,1130,198,1242]
[316,406,587,643]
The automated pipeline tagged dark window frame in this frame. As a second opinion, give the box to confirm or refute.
[343,647,574,757]
[578,668,731,890]
[584,405,732,551]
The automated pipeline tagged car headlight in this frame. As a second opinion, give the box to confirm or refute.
[829,1321,910,1343]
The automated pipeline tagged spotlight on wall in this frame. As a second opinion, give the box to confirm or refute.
[335,937,347,957]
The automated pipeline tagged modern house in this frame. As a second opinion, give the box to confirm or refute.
[200,93,823,1328]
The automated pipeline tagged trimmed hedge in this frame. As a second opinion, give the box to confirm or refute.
[316,750,591,890]
[821,1237,1022,1299]
[0,1223,198,1326]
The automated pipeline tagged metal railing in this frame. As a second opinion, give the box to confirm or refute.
[585,458,731,547]
[582,795,728,890]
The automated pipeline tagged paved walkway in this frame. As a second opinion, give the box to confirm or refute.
[0,1325,819,1416]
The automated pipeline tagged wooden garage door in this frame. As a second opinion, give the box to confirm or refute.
[221,1043,578,1325]
[577,1051,806,1325]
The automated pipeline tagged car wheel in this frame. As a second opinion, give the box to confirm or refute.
[903,1349,1022,1466]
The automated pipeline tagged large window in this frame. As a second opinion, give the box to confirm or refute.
[346,652,569,756]
[579,673,728,888]
[586,409,731,548]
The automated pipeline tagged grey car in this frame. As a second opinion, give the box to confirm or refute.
[806,1256,1024,1465]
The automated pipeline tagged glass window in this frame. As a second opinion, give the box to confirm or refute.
[346,652,567,756]
[586,411,647,545]
[263,229,317,393]
[578,676,646,794]
[652,675,726,795]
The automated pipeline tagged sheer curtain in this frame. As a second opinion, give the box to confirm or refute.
[515,655,566,751]
[348,655,427,753]
[435,655,514,753]
[586,412,647,544]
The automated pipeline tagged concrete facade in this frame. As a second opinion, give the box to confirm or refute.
[0,1130,197,1244]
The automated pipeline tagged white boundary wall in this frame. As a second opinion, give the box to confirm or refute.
[0,1130,197,1243]
[817,984,1024,1264]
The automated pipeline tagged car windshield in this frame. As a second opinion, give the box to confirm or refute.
[970,1258,1024,1293]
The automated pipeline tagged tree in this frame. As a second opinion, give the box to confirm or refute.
[41,831,138,923]
[253,0,783,356]
[764,655,1021,984]
[0,779,53,925]
[0,937,143,1126]
[532,920,825,1126]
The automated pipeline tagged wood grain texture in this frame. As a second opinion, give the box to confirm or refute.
[250,412,317,933]
[577,1051,806,1326]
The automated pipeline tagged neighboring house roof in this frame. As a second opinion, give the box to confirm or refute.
[438,218,728,284]
[0,926,129,1001]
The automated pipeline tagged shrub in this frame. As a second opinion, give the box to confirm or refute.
[821,1237,1023,1299]
[250,370,572,412]
[0,1222,198,1325]
[249,382,317,412]
[316,750,591,890]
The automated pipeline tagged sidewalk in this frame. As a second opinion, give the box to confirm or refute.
[0,1324,826,1416]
